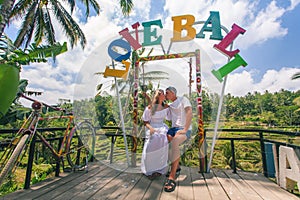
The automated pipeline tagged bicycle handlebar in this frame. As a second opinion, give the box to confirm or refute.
[18,93,72,114]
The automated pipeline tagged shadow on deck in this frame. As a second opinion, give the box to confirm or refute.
[1,162,299,200]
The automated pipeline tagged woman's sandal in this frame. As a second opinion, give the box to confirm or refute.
[147,172,162,180]
[152,172,162,178]
[164,179,176,192]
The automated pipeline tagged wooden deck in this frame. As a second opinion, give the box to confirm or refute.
[1,162,299,200]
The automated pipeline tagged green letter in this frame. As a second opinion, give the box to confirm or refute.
[142,19,163,46]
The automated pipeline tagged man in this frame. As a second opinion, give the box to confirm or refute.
[164,86,192,192]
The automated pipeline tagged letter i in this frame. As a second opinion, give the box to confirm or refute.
[212,54,247,82]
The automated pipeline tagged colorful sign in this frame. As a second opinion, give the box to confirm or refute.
[104,11,247,81]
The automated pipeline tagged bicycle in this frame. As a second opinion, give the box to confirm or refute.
[0,93,96,186]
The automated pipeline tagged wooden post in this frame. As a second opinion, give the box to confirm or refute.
[259,132,268,177]
[195,49,206,173]
[24,134,36,189]
[55,137,63,177]
[230,139,237,173]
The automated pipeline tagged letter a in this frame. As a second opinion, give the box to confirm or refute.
[196,11,223,40]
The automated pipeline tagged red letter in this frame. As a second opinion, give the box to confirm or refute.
[119,22,142,50]
[214,23,246,58]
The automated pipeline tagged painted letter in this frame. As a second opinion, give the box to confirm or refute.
[196,11,223,40]
[211,54,247,82]
[103,60,130,80]
[279,146,300,190]
[119,22,142,50]
[171,15,196,42]
[107,39,131,62]
[142,19,163,46]
[214,23,246,58]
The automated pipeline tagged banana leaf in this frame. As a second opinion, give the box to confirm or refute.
[0,64,20,117]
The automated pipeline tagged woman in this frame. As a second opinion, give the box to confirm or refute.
[141,89,170,179]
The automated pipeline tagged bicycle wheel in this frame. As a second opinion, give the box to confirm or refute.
[66,121,95,169]
[76,121,96,157]
[0,134,29,185]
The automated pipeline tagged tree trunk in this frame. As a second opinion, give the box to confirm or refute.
[0,0,15,38]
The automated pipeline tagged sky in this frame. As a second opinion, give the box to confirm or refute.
[5,0,300,105]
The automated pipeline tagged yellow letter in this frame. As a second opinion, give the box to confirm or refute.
[171,15,196,42]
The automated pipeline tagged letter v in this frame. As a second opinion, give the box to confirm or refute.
[119,22,142,50]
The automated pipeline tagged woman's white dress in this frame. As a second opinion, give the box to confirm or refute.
[141,107,169,176]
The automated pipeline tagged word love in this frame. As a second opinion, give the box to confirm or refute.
[104,11,247,82]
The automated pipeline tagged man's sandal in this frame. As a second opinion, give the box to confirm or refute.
[165,167,181,177]
[164,179,176,192]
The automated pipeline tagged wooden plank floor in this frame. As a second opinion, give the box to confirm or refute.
[1,162,299,200]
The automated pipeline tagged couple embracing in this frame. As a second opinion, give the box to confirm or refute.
[141,86,192,192]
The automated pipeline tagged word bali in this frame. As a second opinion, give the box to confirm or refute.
[105,11,247,82]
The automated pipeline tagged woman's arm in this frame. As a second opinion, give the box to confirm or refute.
[144,121,156,134]
[142,92,151,105]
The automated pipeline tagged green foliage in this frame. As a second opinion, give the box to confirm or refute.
[224,89,300,128]
[31,164,53,185]
[0,64,20,116]
[94,95,117,126]
[0,176,20,197]
[120,0,133,16]
[0,35,68,65]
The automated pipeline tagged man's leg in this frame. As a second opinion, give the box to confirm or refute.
[167,134,187,181]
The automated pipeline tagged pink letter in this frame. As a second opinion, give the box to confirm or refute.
[119,22,142,50]
[214,23,246,58]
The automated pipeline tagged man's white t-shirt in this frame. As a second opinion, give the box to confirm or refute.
[169,96,192,130]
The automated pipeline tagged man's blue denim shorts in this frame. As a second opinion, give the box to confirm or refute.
[167,127,191,139]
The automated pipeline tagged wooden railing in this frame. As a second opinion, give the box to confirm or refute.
[0,127,299,189]
[204,129,300,176]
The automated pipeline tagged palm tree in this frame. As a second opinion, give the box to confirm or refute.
[10,0,100,48]
[0,0,15,40]
[0,0,134,48]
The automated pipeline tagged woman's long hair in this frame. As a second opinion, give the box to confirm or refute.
[150,89,165,115]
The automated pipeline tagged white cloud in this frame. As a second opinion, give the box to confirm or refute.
[226,67,300,96]
[7,0,300,105]
[289,0,300,10]
[239,1,287,48]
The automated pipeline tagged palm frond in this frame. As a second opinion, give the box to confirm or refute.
[34,6,45,45]
[14,2,37,48]
[16,79,29,97]
[10,0,33,18]
[291,72,300,80]
[0,34,15,53]
[120,0,133,16]
[50,0,86,48]
[11,42,67,65]
[65,0,75,14]
[43,7,56,45]
[88,0,100,15]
